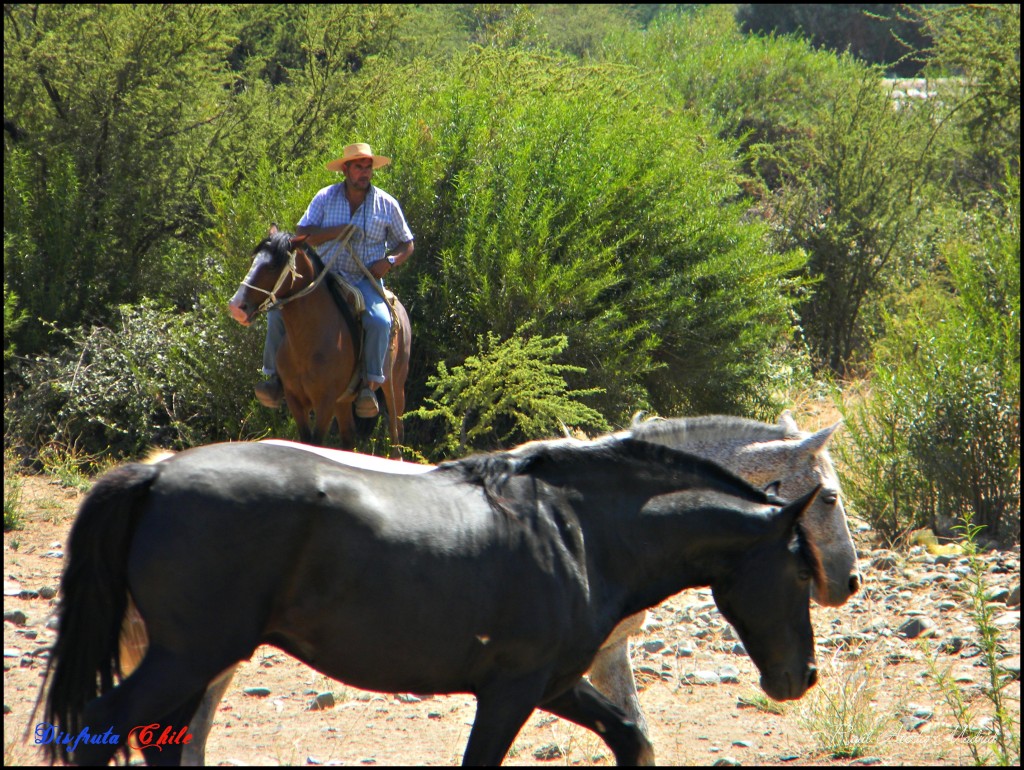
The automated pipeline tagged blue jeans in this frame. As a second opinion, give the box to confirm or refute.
[262,277,393,384]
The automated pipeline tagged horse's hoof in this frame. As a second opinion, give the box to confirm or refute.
[255,375,284,407]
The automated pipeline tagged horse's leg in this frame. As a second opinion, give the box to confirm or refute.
[72,646,212,766]
[542,678,655,766]
[181,665,238,766]
[461,677,547,765]
[309,395,336,447]
[284,392,314,444]
[587,612,650,741]
[382,376,402,459]
[138,691,206,767]
[335,402,357,450]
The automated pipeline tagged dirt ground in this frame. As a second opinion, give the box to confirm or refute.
[4,472,1020,767]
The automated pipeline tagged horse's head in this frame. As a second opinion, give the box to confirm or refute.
[227,226,311,326]
[710,486,823,702]
[763,414,860,606]
[631,412,861,607]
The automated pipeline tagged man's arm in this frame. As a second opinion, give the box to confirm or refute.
[369,239,414,280]
[295,223,352,246]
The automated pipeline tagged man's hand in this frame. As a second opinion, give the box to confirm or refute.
[369,258,391,280]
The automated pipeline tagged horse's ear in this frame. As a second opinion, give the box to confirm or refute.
[291,235,308,247]
[268,223,279,236]
[774,484,821,536]
[799,420,843,454]
[778,410,800,437]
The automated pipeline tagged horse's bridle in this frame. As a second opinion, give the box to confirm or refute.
[242,229,356,316]
[241,246,304,315]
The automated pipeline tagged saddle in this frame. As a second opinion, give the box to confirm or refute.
[325,272,401,395]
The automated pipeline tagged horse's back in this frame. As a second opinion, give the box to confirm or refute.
[124,442,599,693]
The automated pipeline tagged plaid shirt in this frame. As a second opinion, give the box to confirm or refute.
[298,183,414,284]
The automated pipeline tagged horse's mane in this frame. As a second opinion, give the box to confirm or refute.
[439,437,770,517]
[629,414,800,445]
[254,230,291,259]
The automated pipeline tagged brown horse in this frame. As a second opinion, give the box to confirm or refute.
[228,226,411,456]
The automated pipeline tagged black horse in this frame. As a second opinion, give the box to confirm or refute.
[42,438,821,766]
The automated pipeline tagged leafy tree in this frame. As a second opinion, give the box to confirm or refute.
[767,65,948,373]
[4,5,240,352]
[3,279,28,368]
[913,3,1020,197]
[838,173,1019,543]
[736,4,935,76]
[358,47,806,430]
[3,4,405,356]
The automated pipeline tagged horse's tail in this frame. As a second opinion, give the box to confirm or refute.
[40,462,161,764]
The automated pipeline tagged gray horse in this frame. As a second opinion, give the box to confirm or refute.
[120,411,855,764]
[586,410,858,745]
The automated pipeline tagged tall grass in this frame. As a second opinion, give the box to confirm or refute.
[927,513,1021,766]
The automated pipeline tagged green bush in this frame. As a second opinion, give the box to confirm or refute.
[838,176,1020,543]
[4,299,289,462]
[407,324,609,460]
[357,46,807,428]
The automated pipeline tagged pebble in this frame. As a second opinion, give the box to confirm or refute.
[682,670,721,686]
[898,715,926,731]
[718,665,740,683]
[897,616,938,639]
[870,551,900,571]
[938,637,966,654]
[4,610,28,626]
[999,655,1020,679]
[986,586,1010,602]
[533,743,563,760]
[308,692,335,710]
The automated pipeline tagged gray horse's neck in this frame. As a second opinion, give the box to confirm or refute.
[627,414,797,446]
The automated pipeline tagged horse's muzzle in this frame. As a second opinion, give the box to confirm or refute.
[227,300,253,327]
[761,664,818,701]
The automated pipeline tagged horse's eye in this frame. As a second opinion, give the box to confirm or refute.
[821,491,838,505]
[798,568,813,582]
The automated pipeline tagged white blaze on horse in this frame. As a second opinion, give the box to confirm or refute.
[42,438,822,766]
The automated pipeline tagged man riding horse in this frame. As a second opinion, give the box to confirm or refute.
[256,142,414,419]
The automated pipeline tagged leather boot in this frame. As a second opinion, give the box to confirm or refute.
[255,374,283,408]
[355,387,379,418]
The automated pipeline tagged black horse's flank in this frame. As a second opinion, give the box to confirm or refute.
[42,438,820,766]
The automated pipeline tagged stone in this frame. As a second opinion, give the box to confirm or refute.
[308,692,335,710]
[4,610,28,626]
[897,616,937,639]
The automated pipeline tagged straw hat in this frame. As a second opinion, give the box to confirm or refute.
[325,143,391,172]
